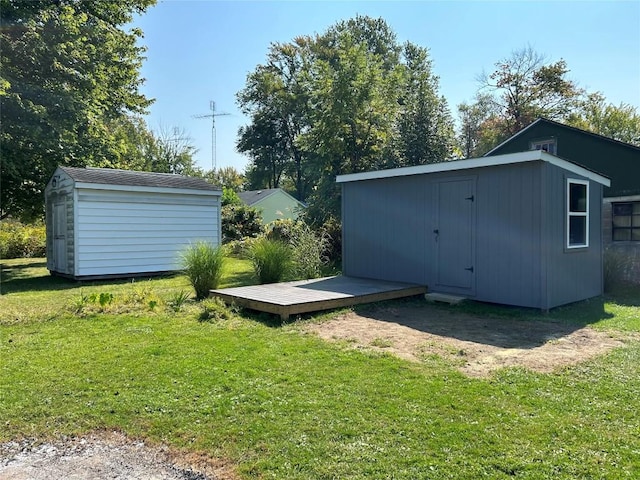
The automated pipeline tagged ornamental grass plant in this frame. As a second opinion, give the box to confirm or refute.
[181,241,226,300]
[249,237,293,284]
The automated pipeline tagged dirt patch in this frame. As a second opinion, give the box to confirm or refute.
[305,303,630,377]
[0,430,238,480]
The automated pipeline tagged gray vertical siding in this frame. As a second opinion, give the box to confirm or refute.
[342,160,604,309]
[544,164,604,308]
[474,162,543,308]
[343,175,429,284]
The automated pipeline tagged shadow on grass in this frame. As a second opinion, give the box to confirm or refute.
[344,295,615,350]
[0,260,180,295]
[604,284,640,307]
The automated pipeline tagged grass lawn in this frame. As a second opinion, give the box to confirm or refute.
[1,258,640,479]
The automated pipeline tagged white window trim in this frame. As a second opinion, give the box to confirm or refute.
[531,138,557,155]
[567,178,589,249]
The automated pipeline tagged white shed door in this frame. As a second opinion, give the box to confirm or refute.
[53,202,67,272]
[435,179,476,294]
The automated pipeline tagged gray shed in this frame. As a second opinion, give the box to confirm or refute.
[45,166,221,280]
[337,150,610,310]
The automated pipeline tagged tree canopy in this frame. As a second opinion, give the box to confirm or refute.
[237,15,455,224]
[458,46,640,156]
[1,0,156,220]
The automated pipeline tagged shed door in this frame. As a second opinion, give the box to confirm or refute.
[53,202,67,272]
[435,179,476,294]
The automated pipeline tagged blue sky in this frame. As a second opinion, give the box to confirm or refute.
[132,1,640,173]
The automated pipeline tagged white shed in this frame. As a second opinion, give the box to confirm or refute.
[45,166,222,280]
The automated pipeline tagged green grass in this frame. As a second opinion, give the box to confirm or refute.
[1,258,640,478]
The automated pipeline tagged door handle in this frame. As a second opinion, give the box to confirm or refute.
[465,266,474,273]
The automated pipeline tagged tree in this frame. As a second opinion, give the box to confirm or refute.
[237,15,454,224]
[0,0,155,220]
[457,94,502,158]
[461,46,583,153]
[145,125,201,176]
[207,166,245,191]
[567,92,640,146]
[479,46,582,132]
[394,42,455,167]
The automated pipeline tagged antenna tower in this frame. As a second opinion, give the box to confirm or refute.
[193,100,230,171]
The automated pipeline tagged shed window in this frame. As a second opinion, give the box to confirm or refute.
[612,202,640,242]
[531,139,557,155]
[567,179,589,248]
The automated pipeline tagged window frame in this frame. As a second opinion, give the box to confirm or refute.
[566,178,589,249]
[612,201,640,242]
[530,138,557,155]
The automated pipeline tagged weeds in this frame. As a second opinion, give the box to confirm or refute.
[168,290,191,312]
[198,297,234,322]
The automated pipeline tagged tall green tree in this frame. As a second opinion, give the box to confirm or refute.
[1,0,155,220]
[567,92,640,146]
[394,42,455,167]
[237,15,455,223]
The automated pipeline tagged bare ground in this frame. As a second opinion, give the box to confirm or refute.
[305,302,631,377]
[0,430,238,480]
[2,302,633,478]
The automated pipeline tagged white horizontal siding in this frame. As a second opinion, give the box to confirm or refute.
[75,189,220,277]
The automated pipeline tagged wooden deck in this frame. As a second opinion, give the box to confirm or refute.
[210,276,427,320]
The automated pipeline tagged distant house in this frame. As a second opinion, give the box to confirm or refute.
[45,166,221,280]
[238,188,305,224]
[485,118,640,283]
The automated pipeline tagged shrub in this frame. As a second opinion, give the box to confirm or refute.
[0,220,46,259]
[320,217,342,263]
[291,223,330,279]
[265,219,304,244]
[181,241,226,300]
[221,204,264,243]
[250,237,293,284]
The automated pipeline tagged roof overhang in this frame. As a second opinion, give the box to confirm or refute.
[336,150,610,187]
[74,183,222,196]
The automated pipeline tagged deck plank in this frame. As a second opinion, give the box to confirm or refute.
[210,276,427,319]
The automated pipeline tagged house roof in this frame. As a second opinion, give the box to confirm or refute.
[237,188,280,206]
[485,117,640,156]
[238,188,304,207]
[60,167,218,191]
[336,150,610,186]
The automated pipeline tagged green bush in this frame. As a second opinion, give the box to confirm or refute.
[265,218,305,244]
[291,223,330,279]
[320,217,342,263]
[0,220,46,259]
[221,204,264,243]
[181,241,226,300]
[250,237,293,284]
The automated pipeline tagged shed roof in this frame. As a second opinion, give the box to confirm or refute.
[60,167,217,191]
[336,150,610,186]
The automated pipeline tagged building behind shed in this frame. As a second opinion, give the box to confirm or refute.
[45,167,221,280]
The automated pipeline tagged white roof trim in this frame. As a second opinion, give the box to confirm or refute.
[74,183,222,196]
[484,119,543,156]
[336,150,610,187]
